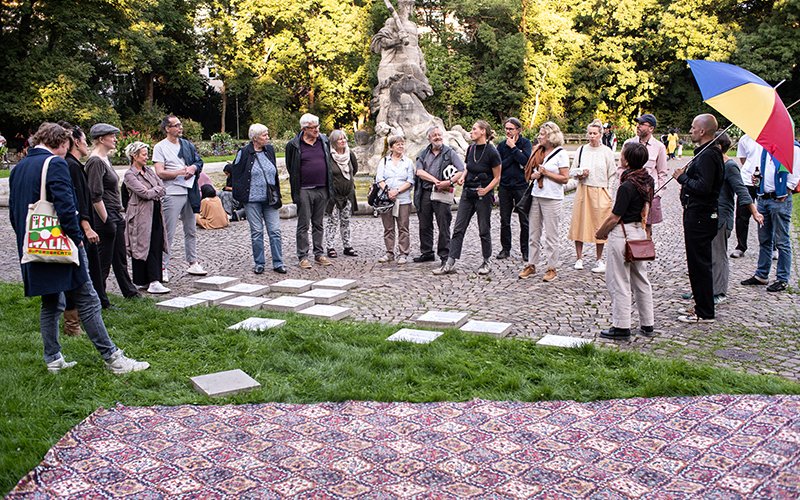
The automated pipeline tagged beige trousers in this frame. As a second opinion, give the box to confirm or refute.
[381,203,411,257]
[528,197,562,270]
[605,223,654,329]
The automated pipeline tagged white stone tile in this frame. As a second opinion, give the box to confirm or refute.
[190,369,261,397]
[187,290,237,306]
[311,278,357,290]
[298,288,349,304]
[222,283,270,296]
[193,276,241,290]
[386,328,443,344]
[415,310,469,328]
[270,279,315,294]
[219,296,269,310]
[262,296,316,312]
[460,320,513,336]
[536,334,592,348]
[297,305,352,321]
[155,297,208,310]
[228,317,286,331]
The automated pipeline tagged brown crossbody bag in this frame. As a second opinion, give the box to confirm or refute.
[619,205,655,262]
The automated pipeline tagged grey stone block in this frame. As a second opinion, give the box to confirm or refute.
[298,288,349,304]
[297,305,352,321]
[155,297,208,310]
[219,296,269,310]
[228,317,286,331]
[311,278,358,290]
[415,310,469,328]
[187,290,237,305]
[460,320,513,336]
[190,369,261,397]
[536,335,592,348]
[262,296,316,312]
[270,279,315,294]
[222,283,270,296]
[387,328,443,344]
[193,276,241,290]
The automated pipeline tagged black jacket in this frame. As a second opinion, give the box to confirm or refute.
[65,153,95,239]
[678,143,723,212]
[229,142,282,209]
[285,131,334,203]
[496,136,533,189]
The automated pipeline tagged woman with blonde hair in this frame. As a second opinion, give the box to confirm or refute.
[567,119,617,273]
[519,121,570,282]
[123,141,169,294]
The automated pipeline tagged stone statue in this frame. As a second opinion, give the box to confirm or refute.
[356,0,468,173]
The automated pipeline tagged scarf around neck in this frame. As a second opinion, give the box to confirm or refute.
[331,146,352,180]
[620,167,654,205]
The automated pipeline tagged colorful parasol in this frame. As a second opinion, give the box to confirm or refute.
[688,59,794,173]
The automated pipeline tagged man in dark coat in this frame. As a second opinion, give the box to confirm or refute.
[9,122,149,374]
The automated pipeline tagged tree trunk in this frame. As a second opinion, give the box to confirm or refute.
[144,74,155,110]
[220,82,227,133]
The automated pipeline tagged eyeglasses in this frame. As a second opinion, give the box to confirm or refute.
[168,122,182,128]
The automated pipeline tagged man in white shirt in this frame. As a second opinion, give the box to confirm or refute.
[153,114,207,280]
[731,134,762,258]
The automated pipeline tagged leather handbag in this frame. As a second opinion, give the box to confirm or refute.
[21,156,80,266]
[620,223,655,263]
[513,181,534,215]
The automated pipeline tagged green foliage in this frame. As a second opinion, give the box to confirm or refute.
[180,117,204,142]
[122,104,169,140]
[111,131,153,165]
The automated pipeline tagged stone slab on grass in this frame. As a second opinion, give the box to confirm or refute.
[460,320,512,336]
[194,276,241,290]
[262,296,316,312]
[415,310,469,328]
[536,334,592,348]
[222,283,270,296]
[298,288,349,304]
[228,317,286,331]
[187,290,237,306]
[387,328,443,344]
[190,369,261,397]
[155,297,208,310]
[270,279,315,294]
[311,278,358,290]
[219,296,269,310]
[297,305,352,321]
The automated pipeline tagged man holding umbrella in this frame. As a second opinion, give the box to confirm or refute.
[672,113,724,323]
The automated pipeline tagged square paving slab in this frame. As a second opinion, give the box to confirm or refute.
[193,276,241,290]
[415,310,469,328]
[219,296,269,310]
[297,305,352,321]
[187,290,237,306]
[228,317,286,331]
[190,369,261,397]
[298,288,349,304]
[536,334,592,348]
[311,278,358,290]
[222,283,270,296]
[155,297,208,310]
[387,328,443,344]
[460,320,513,336]
[270,279,315,294]
[262,296,316,312]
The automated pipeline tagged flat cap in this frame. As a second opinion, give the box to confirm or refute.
[89,123,120,139]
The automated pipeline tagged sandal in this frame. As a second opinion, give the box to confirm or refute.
[343,247,358,257]
[327,248,338,258]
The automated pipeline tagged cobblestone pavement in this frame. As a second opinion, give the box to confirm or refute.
[2,158,799,380]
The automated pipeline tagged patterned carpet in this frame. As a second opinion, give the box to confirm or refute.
[8,395,800,498]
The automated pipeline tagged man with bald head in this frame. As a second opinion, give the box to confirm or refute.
[672,113,724,323]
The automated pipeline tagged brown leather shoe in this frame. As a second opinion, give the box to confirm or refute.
[518,264,536,279]
[315,255,332,266]
[299,258,312,269]
[62,309,82,337]
[543,268,557,282]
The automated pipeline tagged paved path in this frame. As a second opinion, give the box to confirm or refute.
[2,158,799,380]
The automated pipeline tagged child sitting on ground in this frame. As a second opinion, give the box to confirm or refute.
[196,184,230,229]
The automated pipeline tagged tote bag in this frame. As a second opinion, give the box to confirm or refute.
[20,156,80,266]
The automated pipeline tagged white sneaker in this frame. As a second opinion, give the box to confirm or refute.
[477,261,490,275]
[147,281,171,294]
[574,259,583,270]
[591,260,606,273]
[396,255,408,264]
[378,254,394,263]
[187,263,207,276]
[161,269,170,283]
[105,350,150,374]
[47,355,77,374]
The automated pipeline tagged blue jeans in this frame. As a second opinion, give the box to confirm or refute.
[40,247,118,363]
[246,202,283,269]
[755,196,793,283]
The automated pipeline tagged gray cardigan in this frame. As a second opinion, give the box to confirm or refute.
[718,159,753,231]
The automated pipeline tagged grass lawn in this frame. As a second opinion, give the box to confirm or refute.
[0,169,9,179]
[2,282,800,493]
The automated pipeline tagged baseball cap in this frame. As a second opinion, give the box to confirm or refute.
[634,114,657,128]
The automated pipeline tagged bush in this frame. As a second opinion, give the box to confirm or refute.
[209,132,238,155]
[181,118,203,142]
[122,104,168,141]
[111,130,152,165]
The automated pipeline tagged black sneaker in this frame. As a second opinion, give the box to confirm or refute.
[496,250,510,260]
[600,327,631,339]
[413,253,435,263]
[766,281,788,292]
[253,265,265,275]
[741,276,767,286]
[640,325,655,337]
[273,266,287,274]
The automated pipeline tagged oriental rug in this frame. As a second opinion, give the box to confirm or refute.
[8,395,800,498]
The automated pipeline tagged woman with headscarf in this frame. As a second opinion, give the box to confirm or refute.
[122,141,170,294]
[326,129,359,258]
[595,142,655,339]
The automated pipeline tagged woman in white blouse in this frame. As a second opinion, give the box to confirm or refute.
[568,119,617,273]
[519,121,570,282]
[375,135,415,264]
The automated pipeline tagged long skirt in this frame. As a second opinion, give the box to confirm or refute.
[132,200,164,286]
[568,184,612,244]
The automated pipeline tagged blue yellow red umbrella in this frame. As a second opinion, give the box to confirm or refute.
[688,59,794,173]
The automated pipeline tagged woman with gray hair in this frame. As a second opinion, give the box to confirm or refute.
[122,141,169,294]
[325,129,359,258]
[229,123,285,274]
[376,134,415,263]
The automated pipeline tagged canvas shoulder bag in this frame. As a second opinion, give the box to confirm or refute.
[21,156,81,266]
